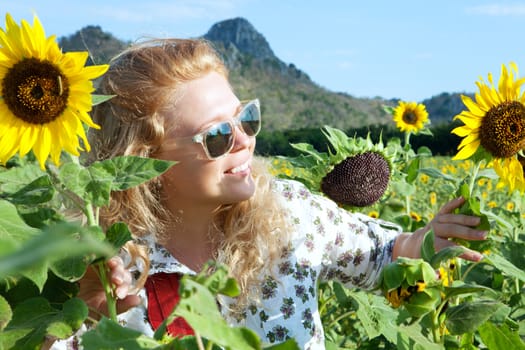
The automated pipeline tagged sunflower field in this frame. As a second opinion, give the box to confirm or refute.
[269,82,525,348]
[0,11,524,350]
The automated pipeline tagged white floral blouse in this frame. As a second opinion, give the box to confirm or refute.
[118,179,401,350]
[53,178,401,350]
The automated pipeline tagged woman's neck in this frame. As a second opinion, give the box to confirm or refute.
[161,203,221,272]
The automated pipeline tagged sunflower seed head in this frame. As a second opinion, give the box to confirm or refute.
[321,151,390,207]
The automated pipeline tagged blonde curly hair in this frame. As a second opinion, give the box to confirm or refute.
[88,38,289,306]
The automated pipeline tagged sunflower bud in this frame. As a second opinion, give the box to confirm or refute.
[380,257,442,318]
[321,151,390,207]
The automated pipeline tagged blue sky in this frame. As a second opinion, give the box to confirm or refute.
[4,1,525,101]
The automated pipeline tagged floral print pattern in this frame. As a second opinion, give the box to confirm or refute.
[113,179,400,350]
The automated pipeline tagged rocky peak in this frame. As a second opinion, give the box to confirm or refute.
[203,17,276,61]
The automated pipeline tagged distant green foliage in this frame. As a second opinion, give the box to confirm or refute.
[256,123,463,157]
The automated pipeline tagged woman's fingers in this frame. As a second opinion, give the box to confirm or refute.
[434,237,484,262]
[107,256,134,299]
[433,221,487,240]
[437,196,465,214]
[431,197,487,241]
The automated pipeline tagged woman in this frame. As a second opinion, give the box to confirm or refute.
[77,38,486,349]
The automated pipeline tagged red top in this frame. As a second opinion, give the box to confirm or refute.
[144,272,194,337]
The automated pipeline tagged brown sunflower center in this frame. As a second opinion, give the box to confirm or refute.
[402,110,418,125]
[2,57,69,125]
[479,101,525,158]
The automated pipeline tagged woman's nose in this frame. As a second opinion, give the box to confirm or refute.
[232,124,252,151]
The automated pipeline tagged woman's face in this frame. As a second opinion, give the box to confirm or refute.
[156,71,257,208]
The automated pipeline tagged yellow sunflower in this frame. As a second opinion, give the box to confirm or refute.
[452,63,525,192]
[493,156,525,193]
[0,13,108,169]
[392,101,429,133]
[452,63,525,160]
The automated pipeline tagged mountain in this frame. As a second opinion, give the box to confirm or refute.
[59,18,468,131]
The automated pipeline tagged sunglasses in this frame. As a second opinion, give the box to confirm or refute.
[191,99,261,160]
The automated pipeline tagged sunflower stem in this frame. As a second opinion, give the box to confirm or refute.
[468,161,482,197]
[85,203,97,227]
[404,131,411,149]
[94,260,118,322]
[430,309,441,343]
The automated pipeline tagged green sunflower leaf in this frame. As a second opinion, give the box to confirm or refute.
[289,143,325,161]
[420,230,435,263]
[91,156,176,191]
[0,199,40,256]
[478,321,525,350]
[444,300,506,335]
[105,222,133,250]
[154,276,267,349]
[0,222,113,286]
[0,295,12,331]
[91,94,115,106]
[429,245,466,269]
[418,168,456,182]
[443,281,499,300]
[484,253,525,283]
[6,175,54,205]
[2,297,88,350]
[0,163,45,193]
[81,317,161,350]
[404,158,420,184]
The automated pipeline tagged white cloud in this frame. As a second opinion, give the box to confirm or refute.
[337,61,354,70]
[466,3,525,16]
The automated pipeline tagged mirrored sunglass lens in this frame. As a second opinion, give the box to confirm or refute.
[240,103,261,136]
[205,122,234,158]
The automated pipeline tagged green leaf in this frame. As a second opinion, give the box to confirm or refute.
[91,156,175,191]
[4,297,88,349]
[443,281,498,300]
[7,175,54,205]
[0,295,12,331]
[429,246,466,269]
[322,125,351,152]
[167,278,262,350]
[191,262,240,297]
[332,282,352,308]
[0,222,113,284]
[105,222,133,250]
[380,261,406,291]
[91,94,115,106]
[445,300,506,335]
[420,230,435,263]
[51,225,105,282]
[288,143,325,162]
[81,317,161,350]
[0,328,32,350]
[396,321,442,350]
[456,181,471,201]
[478,321,525,350]
[58,161,92,199]
[0,163,45,193]
[0,199,40,255]
[347,290,398,341]
[263,339,300,349]
[484,253,525,283]
[404,157,420,183]
[419,167,457,182]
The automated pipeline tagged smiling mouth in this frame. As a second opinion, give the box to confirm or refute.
[228,161,250,174]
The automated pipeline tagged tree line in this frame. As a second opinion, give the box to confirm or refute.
[255,121,462,157]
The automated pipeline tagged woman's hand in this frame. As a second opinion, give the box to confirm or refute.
[393,196,487,261]
[77,256,141,319]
